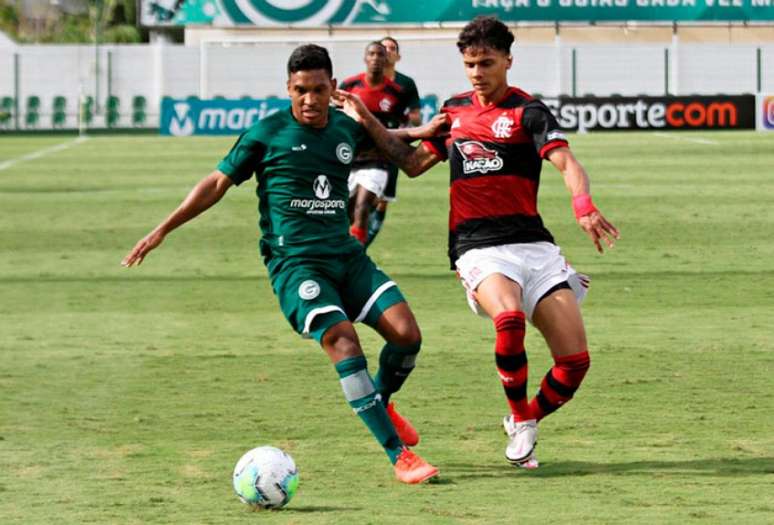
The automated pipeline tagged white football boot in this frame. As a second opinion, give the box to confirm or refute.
[503,415,539,468]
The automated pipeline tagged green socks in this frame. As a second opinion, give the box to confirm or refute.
[365,208,386,248]
[374,341,420,405]
[335,356,403,463]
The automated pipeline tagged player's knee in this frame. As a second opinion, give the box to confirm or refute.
[572,350,590,372]
[391,321,422,350]
[555,349,590,381]
[322,327,363,363]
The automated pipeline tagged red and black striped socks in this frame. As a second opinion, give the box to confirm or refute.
[529,350,590,421]
[494,311,532,422]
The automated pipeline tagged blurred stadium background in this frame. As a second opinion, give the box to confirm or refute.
[0,0,773,131]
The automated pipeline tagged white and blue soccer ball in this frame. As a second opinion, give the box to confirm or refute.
[232,446,299,509]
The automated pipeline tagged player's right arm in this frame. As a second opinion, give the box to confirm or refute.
[121,170,233,267]
[334,89,442,177]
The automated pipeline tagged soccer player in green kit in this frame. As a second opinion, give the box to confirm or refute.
[122,44,442,484]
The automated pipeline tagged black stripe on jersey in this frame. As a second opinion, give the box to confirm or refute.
[444,94,474,108]
[499,92,531,109]
[339,79,364,90]
[450,140,542,183]
[546,370,578,397]
[449,214,554,267]
[495,352,528,372]
[383,84,403,98]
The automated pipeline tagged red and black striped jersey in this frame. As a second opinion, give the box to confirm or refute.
[339,73,411,130]
[422,87,569,267]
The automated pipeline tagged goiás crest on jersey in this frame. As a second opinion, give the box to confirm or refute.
[313,175,331,199]
[456,141,504,175]
[336,143,353,164]
[217,0,391,27]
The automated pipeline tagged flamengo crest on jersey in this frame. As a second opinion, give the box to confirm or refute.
[456,141,504,175]
[491,114,514,138]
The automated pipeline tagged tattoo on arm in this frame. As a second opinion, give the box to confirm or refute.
[364,118,424,176]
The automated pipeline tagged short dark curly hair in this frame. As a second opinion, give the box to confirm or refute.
[287,44,333,78]
[456,16,515,54]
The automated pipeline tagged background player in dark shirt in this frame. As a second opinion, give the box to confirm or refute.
[339,42,412,247]
[335,16,619,469]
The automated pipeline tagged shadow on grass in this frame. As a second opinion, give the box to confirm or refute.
[444,457,774,480]
[279,505,363,513]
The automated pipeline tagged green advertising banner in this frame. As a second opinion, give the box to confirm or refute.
[141,0,774,27]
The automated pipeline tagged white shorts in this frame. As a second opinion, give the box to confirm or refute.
[348,167,389,199]
[455,242,590,321]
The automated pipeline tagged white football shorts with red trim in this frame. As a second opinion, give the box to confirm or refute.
[455,241,589,321]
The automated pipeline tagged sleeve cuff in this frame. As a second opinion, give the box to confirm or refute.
[539,140,569,159]
[421,139,447,160]
[216,161,243,185]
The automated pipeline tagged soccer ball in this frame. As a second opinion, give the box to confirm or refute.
[232,446,299,509]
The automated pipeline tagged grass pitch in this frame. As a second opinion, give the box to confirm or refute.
[1,131,773,524]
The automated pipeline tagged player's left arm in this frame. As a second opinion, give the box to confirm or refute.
[547,147,620,253]
[522,101,619,253]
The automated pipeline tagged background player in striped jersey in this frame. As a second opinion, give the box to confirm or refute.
[123,44,442,484]
[335,16,620,469]
[363,36,424,248]
[339,41,414,247]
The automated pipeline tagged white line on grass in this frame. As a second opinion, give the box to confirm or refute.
[653,132,719,145]
[0,136,89,172]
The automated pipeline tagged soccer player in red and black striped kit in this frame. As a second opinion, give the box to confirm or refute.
[335,16,620,468]
[339,41,414,247]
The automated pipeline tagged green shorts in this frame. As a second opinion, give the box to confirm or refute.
[268,251,406,342]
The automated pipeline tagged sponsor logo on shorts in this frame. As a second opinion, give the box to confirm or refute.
[298,280,321,300]
[336,142,353,164]
[456,140,504,175]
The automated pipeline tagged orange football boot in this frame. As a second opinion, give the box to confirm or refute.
[386,402,419,446]
[393,448,439,484]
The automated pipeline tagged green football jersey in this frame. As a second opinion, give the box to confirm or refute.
[394,71,420,111]
[217,107,368,259]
